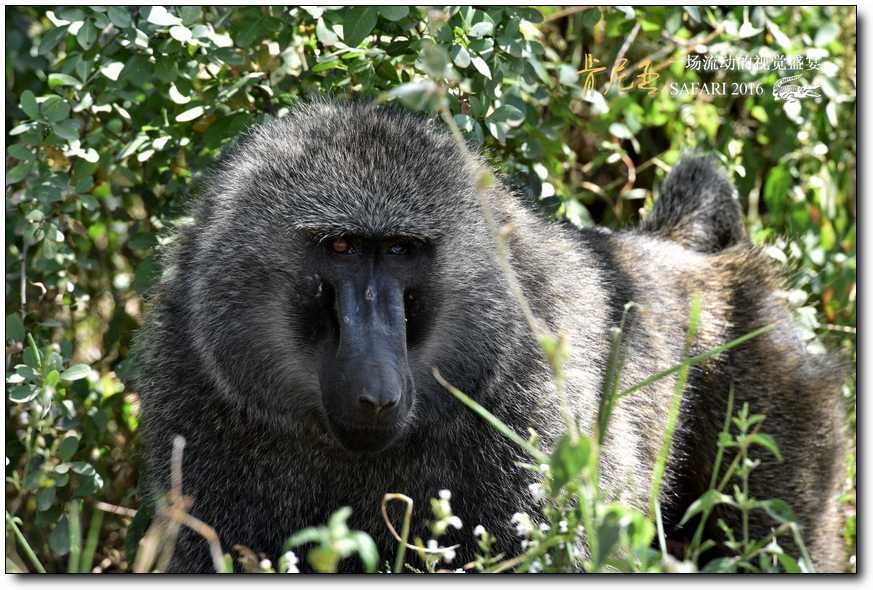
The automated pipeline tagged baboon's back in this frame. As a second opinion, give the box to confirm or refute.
[135,104,848,572]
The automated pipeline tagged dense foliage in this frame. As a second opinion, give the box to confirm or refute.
[5,6,855,573]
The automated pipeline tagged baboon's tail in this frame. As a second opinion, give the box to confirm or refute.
[639,157,746,253]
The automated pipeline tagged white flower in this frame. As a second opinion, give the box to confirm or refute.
[439,489,452,500]
[538,522,550,533]
[558,520,568,533]
[529,560,542,573]
[281,551,299,573]
[528,482,545,499]
[259,558,272,570]
[427,539,439,552]
[511,512,534,537]
[448,515,463,529]
[444,547,456,563]
[473,525,486,537]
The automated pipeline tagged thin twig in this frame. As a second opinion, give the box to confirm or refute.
[95,501,138,519]
[20,242,28,317]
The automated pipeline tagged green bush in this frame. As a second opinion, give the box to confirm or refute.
[5,6,855,573]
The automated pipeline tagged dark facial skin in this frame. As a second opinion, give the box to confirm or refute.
[308,234,433,454]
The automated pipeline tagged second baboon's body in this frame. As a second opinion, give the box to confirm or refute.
[136,101,846,572]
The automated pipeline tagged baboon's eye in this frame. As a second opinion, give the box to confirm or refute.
[387,242,409,256]
[330,238,355,255]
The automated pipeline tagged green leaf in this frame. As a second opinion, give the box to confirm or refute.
[684,6,701,22]
[764,165,791,211]
[515,7,544,24]
[59,436,80,462]
[20,90,39,120]
[469,94,490,119]
[37,485,56,512]
[213,47,246,66]
[761,498,797,524]
[169,25,193,43]
[450,44,471,68]
[33,183,63,203]
[59,364,91,381]
[234,19,262,47]
[8,385,39,404]
[378,6,409,21]
[315,19,338,46]
[496,36,523,58]
[176,105,205,123]
[582,8,601,28]
[593,506,625,565]
[7,143,34,161]
[467,38,494,56]
[470,55,491,79]
[146,6,182,27]
[74,175,94,193]
[374,60,400,84]
[814,22,839,47]
[6,314,26,343]
[52,121,80,142]
[50,516,72,556]
[154,56,179,83]
[487,104,524,124]
[69,462,95,474]
[44,370,59,388]
[7,162,34,184]
[432,22,454,43]
[468,21,494,38]
[748,433,783,460]
[106,6,131,28]
[678,489,736,526]
[57,7,85,22]
[42,97,71,123]
[342,6,378,48]
[47,73,81,87]
[486,120,506,143]
[774,552,802,573]
[24,337,42,368]
[418,41,451,78]
[128,232,159,251]
[24,469,44,491]
[79,193,99,211]
[37,24,69,55]
[73,469,104,498]
[548,433,592,492]
[6,365,39,383]
[179,6,202,26]
[76,18,97,50]
[751,105,768,123]
[133,254,160,293]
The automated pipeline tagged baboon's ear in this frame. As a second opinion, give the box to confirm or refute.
[640,157,746,253]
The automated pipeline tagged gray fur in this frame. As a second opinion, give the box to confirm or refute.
[135,100,847,572]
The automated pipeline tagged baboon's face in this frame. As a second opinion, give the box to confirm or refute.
[190,106,482,450]
[297,232,436,453]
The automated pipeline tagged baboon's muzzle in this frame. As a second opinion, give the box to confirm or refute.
[319,266,415,454]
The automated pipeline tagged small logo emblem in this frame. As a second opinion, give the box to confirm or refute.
[773,74,821,103]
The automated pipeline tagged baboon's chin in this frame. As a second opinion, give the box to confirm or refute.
[330,425,403,454]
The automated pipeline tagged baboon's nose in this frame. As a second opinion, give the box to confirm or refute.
[358,392,399,415]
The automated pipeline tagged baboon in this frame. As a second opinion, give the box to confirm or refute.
[135,100,847,573]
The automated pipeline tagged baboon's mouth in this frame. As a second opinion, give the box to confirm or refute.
[329,422,404,454]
